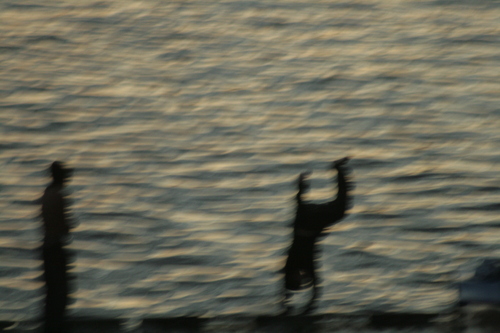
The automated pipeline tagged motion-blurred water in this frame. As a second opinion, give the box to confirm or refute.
[0,0,499,330]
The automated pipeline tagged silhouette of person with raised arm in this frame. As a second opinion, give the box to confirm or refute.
[41,161,73,333]
[284,157,354,314]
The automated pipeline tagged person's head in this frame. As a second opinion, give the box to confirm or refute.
[50,161,73,185]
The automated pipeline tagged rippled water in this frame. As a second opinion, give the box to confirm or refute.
[1,0,499,329]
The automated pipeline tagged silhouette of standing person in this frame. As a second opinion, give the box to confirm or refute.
[41,161,73,333]
[284,157,354,313]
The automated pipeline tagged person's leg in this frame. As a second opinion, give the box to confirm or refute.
[303,252,321,314]
[43,246,68,333]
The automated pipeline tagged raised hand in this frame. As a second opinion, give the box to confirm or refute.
[332,156,350,169]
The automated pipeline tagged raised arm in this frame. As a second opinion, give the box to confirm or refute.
[296,171,311,205]
[330,157,353,220]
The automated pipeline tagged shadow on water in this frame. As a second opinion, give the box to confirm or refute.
[141,317,208,333]
[4,310,500,332]
[67,319,122,333]
[368,313,439,329]
[255,314,325,333]
[39,161,76,333]
[283,157,354,314]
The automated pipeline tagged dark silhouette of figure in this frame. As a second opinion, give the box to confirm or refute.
[41,161,73,333]
[284,157,354,313]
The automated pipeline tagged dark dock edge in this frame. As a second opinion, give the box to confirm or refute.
[4,308,500,332]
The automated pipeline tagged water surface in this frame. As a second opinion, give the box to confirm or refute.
[0,0,499,326]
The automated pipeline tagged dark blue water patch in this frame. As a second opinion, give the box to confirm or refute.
[61,93,135,104]
[0,287,24,300]
[454,203,500,212]
[11,199,42,206]
[394,187,453,196]
[239,220,289,229]
[16,157,52,166]
[289,124,349,134]
[3,3,48,9]
[440,240,484,249]
[145,33,212,44]
[357,213,404,221]
[82,2,110,9]
[0,142,35,150]
[135,194,191,205]
[14,46,72,59]
[76,230,126,242]
[0,266,30,278]
[368,56,477,68]
[0,246,39,258]
[440,34,499,45]
[25,35,70,44]
[78,212,166,224]
[327,96,386,108]
[7,2,100,11]
[375,74,403,81]
[175,66,248,85]
[403,226,470,233]
[0,103,41,110]
[409,279,451,286]
[67,15,126,26]
[416,131,479,140]
[157,239,222,251]
[415,0,500,8]
[327,2,378,10]
[5,85,56,94]
[386,172,466,183]
[65,166,118,178]
[29,168,63,180]
[0,45,23,52]
[223,0,377,11]
[157,50,192,61]
[166,171,248,181]
[175,87,255,101]
[175,278,252,289]
[245,19,294,29]
[118,287,156,297]
[324,21,367,30]
[256,99,323,109]
[245,158,309,175]
[248,19,361,32]
[350,158,408,170]
[339,249,406,266]
[296,75,369,91]
[470,55,500,65]
[222,0,319,11]
[142,256,227,267]
[1,121,71,133]
[199,151,257,161]
[342,137,396,147]
[301,38,362,48]
[0,229,33,239]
